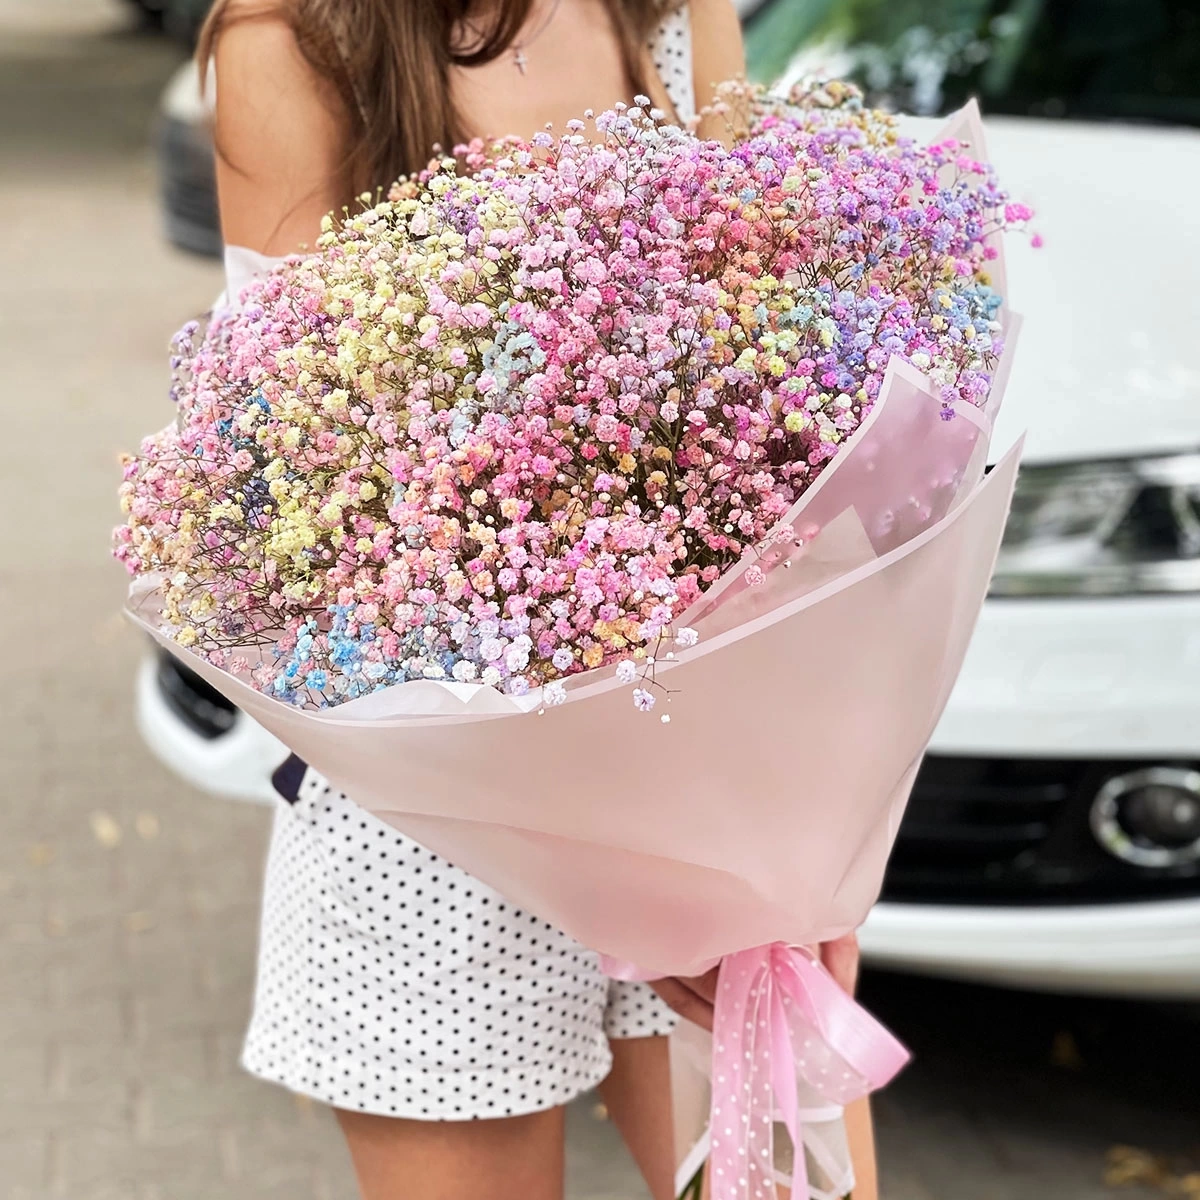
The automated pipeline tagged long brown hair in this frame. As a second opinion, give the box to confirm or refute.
[200,0,676,200]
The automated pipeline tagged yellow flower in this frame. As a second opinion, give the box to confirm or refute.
[359,480,378,502]
[175,626,198,648]
[582,645,603,668]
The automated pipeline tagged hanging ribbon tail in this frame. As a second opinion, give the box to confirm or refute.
[708,944,910,1200]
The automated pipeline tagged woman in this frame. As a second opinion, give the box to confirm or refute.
[201,2,874,1197]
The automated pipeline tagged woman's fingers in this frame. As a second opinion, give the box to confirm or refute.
[685,967,719,1005]
[818,932,861,996]
[649,948,860,1032]
[649,976,716,1031]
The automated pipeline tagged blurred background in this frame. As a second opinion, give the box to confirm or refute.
[2,0,1198,1196]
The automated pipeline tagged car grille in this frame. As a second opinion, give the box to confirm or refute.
[882,754,1200,904]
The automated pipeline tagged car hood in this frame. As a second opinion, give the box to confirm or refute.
[949,116,1199,464]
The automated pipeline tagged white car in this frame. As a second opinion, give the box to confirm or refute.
[855,112,1200,999]
[144,7,1200,999]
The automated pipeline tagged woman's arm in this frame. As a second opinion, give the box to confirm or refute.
[209,7,349,255]
[687,0,746,143]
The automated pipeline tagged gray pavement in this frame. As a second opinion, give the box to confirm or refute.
[1,2,1197,1198]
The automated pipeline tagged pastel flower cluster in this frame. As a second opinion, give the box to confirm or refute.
[116,82,1028,708]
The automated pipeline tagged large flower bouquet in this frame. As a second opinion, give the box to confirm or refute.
[118,83,1029,1200]
[118,82,1025,706]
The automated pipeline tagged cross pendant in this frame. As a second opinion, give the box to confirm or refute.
[513,48,528,74]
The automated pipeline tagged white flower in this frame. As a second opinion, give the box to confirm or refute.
[452,661,478,683]
[674,627,699,648]
[633,688,656,713]
[482,666,502,688]
[505,646,530,672]
[480,637,505,662]
[543,682,567,707]
[615,660,638,684]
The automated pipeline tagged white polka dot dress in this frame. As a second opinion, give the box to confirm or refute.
[241,11,697,1122]
[243,775,679,1118]
[649,3,697,126]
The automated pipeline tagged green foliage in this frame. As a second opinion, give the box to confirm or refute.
[743,0,837,83]
[741,0,1200,124]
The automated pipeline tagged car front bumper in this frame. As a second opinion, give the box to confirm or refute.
[867,592,1200,996]
[929,594,1200,758]
[860,896,1200,997]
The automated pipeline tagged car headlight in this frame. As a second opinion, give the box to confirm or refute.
[991,453,1200,596]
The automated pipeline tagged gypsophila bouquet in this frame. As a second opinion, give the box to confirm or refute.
[115,81,1030,708]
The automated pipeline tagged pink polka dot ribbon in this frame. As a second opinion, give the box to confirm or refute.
[709,944,910,1200]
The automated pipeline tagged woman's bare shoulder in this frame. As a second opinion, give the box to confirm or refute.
[208,3,349,254]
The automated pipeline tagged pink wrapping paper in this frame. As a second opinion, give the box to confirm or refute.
[130,440,1021,977]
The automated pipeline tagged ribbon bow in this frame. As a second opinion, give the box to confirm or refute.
[708,944,910,1200]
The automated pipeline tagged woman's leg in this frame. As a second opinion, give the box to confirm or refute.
[599,1035,677,1200]
[844,1097,878,1200]
[337,1106,566,1200]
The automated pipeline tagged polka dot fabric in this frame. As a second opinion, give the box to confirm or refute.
[242,774,678,1119]
[649,4,696,125]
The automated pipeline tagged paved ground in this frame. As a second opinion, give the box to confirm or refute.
[1,2,1198,1198]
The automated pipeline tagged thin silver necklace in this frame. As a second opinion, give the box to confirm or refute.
[510,0,564,74]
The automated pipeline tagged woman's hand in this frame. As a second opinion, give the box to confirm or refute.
[649,969,719,1031]
[650,933,862,1031]
[819,931,861,996]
